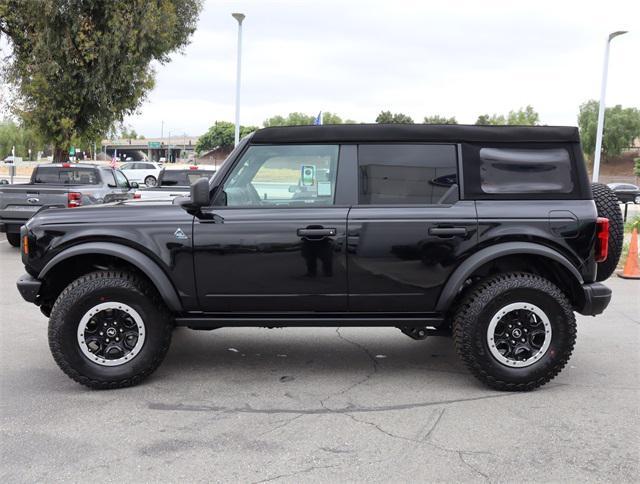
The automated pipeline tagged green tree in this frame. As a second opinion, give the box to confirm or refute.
[0,120,44,160]
[634,158,640,177]
[475,106,539,126]
[475,114,506,125]
[0,0,202,161]
[196,121,258,153]
[376,111,414,124]
[578,100,640,160]
[507,105,540,125]
[263,112,314,127]
[423,115,458,124]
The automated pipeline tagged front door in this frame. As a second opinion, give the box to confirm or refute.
[347,144,477,313]
[193,143,349,312]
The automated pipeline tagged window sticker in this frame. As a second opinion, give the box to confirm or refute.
[317,181,332,196]
[301,165,316,186]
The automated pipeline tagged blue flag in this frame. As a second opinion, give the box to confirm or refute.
[313,111,323,125]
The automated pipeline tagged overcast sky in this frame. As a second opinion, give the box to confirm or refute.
[4,0,639,137]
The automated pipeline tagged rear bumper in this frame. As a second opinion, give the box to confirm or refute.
[577,282,612,316]
[16,273,42,304]
[0,220,25,233]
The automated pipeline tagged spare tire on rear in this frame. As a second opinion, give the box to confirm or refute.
[592,183,623,281]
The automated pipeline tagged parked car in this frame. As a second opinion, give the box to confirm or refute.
[119,161,163,187]
[3,156,23,164]
[133,165,216,201]
[607,182,640,204]
[16,125,622,391]
[0,163,137,246]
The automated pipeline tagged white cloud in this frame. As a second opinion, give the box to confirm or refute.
[124,0,639,136]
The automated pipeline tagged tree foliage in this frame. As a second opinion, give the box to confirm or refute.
[195,121,258,153]
[423,115,458,125]
[475,106,540,126]
[0,120,44,159]
[0,0,202,160]
[578,100,640,160]
[376,111,414,124]
[263,112,351,127]
[635,158,640,177]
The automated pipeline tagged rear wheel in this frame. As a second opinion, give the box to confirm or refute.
[635,195,640,204]
[453,273,576,391]
[48,271,173,389]
[144,175,157,187]
[591,183,623,281]
[6,233,20,247]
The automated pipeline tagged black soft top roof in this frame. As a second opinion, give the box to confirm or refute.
[251,124,580,144]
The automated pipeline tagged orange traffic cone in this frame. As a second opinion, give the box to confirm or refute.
[619,227,640,279]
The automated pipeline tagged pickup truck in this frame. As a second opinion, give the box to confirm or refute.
[0,163,137,246]
[133,166,216,201]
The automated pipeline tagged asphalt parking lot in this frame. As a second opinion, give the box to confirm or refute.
[0,239,638,483]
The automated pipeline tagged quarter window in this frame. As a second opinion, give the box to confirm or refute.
[358,144,458,205]
[217,145,339,207]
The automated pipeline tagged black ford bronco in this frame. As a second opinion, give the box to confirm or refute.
[16,125,623,391]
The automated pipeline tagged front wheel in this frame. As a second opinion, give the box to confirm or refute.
[48,271,173,389]
[6,233,20,247]
[144,175,157,187]
[453,273,576,391]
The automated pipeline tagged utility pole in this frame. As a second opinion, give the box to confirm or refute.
[232,13,245,147]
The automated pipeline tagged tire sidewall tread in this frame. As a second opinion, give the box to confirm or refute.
[453,272,577,392]
[48,271,173,389]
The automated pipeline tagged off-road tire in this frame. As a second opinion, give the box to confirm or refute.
[48,271,173,389]
[144,175,157,187]
[591,183,623,281]
[6,233,20,247]
[453,272,576,391]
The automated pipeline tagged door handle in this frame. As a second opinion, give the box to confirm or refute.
[297,227,337,238]
[429,226,467,237]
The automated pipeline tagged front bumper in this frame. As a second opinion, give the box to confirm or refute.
[16,273,42,304]
[578,282,612,316]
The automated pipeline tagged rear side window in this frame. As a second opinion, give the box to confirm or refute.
[479,148,573,194]
[462,143,583,200]
[34,167,99,185]
[358,144,458,205]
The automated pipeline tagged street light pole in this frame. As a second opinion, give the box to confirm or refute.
[592,30,628,183]
[232,13,245,147]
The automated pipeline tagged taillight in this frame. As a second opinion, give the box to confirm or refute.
[133,192,141,199]
[67,192,82,208]
[595,217,609,263]
[62,163,71,168]
[189,166,198,170]
[22,235,29,256]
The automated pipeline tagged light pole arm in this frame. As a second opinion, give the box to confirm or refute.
[592,31,627,183]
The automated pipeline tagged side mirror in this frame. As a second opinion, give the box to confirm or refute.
[190,177,210,207]
[129,181,139,189]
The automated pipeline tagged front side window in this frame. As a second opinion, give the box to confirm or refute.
[358,144,458,205]
[113,170,130,188]
[216,145,339,207]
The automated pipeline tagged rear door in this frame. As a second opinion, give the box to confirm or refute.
[193,143,349,312]
[347,144,477,312]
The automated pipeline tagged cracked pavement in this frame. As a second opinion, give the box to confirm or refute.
[1,241,639,482]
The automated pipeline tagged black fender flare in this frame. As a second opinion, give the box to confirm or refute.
[435,242,584,312]
[39,242,183,312]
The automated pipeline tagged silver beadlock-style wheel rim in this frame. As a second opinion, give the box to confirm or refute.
[77,302,145,367]
[487,302,552,368]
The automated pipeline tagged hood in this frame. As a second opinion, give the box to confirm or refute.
[26,199,177,228]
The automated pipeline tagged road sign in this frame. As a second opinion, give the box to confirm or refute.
[69,146,75,155]
[148,141,161,149]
